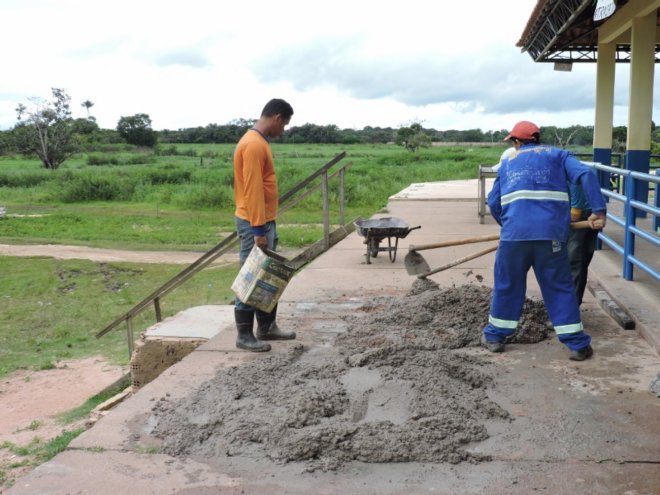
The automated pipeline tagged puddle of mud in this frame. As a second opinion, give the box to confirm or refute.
[151,281,551,471]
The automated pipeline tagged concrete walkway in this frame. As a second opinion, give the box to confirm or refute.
[6,180,659,495]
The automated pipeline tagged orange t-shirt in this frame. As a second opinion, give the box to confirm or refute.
[233,130,278,231]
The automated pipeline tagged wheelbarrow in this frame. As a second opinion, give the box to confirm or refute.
[354,217,421,264]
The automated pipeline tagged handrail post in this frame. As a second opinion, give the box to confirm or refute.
[322,170,330,250]
[339,168,346,226]
[154,297,162,322]
[623,174,636,280]
[477,165,495,224]
[126,317,134,358]
[654,168,659,233]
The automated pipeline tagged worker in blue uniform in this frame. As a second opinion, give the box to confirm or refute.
[482,121,607,361]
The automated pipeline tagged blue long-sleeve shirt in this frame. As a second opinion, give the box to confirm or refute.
[569,169,598,212]
[488,144,606,242]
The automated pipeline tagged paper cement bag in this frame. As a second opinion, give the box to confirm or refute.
[231,245,296,313]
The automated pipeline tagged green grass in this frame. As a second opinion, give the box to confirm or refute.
[0,203,230,251]
[0,144,504,248]
[0,256,238,377]
[57,376,131,424]
[1,428,86,466]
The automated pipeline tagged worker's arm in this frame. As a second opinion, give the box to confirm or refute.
[577,170,607,229]
[564,157,606,229]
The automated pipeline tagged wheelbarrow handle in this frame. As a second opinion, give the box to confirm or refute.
[418,244,498,279]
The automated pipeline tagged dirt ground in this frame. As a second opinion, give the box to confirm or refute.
[0,357,125,487]
[0,242,241,491]
[0,244,226,265]
[151,281,552,472]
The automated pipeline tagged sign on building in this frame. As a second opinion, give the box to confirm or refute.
[594,0,616,22]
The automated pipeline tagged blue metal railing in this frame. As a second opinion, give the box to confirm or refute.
[587,162,660,282]
[655,168,660,233]
[576,153,659,196]
[576,153,624,192]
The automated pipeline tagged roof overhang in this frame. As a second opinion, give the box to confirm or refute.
[517,0,660,63]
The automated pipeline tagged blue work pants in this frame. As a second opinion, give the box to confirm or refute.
[483,240,591,351]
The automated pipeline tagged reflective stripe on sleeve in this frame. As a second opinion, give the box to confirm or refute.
[488,315,518,329]
[501,190,569,205]
[554,322,584,334]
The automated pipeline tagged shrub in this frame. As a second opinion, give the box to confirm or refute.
[125,154,157,165]
[87,154,119,166]
[142,168,192,185]
[174,184,234,209]
[56,173,135,202]
[0,170,52,188]
[155,144,178,156]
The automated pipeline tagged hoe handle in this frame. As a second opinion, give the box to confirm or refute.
[409,220,598,253]
[409,234,500,252]
[418,244,498,279]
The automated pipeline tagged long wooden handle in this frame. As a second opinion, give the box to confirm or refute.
[418,244,498,279]
[408,234,500,252]
[409,220,597,253]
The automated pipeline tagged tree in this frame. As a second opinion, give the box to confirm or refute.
[461,128,485,142]
[612,126,628,153]
[552,126,580,148]
[117,113,157,147]
[395,122,431,152]
[14,87,79,170]
[81,100,95,120]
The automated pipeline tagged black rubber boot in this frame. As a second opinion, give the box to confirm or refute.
[480,333,505,353]
[235,309,271,352]
[569,345,593,361]
[256,305,296,341]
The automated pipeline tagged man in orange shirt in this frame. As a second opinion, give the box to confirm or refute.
[233,98,295,352]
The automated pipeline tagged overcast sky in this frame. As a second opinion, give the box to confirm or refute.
[1,0,657,132]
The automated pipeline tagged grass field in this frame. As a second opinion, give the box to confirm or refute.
[0,143,505,248]
[0,142,510,377]
[0,256,238,376]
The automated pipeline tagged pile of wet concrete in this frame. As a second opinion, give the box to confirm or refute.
[151,282,551,471]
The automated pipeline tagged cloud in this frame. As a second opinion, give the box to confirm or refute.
[254,39,604,117]
[152,51,210,69]
[0,0,657,132]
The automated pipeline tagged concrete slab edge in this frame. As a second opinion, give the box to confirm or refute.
[588,278,660,356]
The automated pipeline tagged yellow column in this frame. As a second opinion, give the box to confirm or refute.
[627,11,655,153]
[626,9,655,211]
[593,41,616,170]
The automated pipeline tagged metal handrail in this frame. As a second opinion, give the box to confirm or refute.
[97,151,351,356]
[588,162,659,282]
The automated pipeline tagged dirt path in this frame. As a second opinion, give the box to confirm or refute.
[0,357,126,488]
[0,244,237,264]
